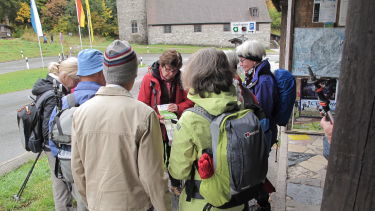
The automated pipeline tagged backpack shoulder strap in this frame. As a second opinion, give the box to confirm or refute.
[186,106,215,122]
[35,90,55,109]
[66,94,77,108]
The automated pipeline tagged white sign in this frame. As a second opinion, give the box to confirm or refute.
[312,0,337,23]
[338,0,349,26]
[231,22,256,34]
[300,99,336,112]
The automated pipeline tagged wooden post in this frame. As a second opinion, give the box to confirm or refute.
[321,0,375,210]
[279,0,288,69]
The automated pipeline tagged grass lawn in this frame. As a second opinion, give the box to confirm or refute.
[0,62,148,95]
[0,156,54,211]
[0,38,112,63]
[0,37,228,63]
[0,68,47,95]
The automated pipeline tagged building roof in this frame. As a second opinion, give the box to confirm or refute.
[147,0,271,25]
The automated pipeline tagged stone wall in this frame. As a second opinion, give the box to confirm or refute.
[148,23,271,48]
[117,0,148,44]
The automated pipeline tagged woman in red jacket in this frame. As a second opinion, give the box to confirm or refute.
[138,50,194,195]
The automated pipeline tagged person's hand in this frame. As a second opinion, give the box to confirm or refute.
[159,115,165,124]
[320,117,333,144]
[167,104,178,113]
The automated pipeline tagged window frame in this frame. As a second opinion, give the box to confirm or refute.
[131,20,138,33]
[164,25,172,33]
[223,24,231,32]
[249,7,259,17]
[194,24,202,32]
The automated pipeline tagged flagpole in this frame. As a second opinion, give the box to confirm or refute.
[78,27,83,49]
[85,0,93,48]
[60,32,64,57]
[87,19,93,48]
[37,35,45,70]
[75,0,83,49]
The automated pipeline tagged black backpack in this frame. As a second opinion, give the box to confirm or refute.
[17,90,55,153]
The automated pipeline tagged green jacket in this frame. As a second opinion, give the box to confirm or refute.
[169,86,243,211]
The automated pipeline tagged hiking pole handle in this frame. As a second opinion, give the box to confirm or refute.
[306,65,334,124]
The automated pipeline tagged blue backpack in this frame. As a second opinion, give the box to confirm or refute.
[272,69,296,126]
[256,68,296,126]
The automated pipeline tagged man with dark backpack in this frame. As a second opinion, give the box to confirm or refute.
[48,49,105,211]
[16,58,80,210]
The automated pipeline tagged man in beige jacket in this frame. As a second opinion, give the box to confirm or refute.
[71,40,171,211]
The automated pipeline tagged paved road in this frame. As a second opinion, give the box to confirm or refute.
[0,90,33,164]
[0,52,278,74]
[0,54,191,75]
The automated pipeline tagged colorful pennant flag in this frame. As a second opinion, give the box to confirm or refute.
[76,0,85,27]
[30,0,43,37]
[85,0,94,41]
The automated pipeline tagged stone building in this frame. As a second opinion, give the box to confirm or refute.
[117,0,271,47]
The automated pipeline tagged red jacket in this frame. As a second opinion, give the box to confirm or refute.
[138,63,193,118]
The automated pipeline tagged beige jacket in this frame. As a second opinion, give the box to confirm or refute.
[71,86,171,211]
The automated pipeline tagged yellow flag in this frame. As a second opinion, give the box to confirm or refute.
[85,0,94,41]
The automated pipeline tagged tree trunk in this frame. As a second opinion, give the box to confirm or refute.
[321,0,375,210]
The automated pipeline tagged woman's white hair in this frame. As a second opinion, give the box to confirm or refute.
[59,57,79,81]
[236,40,266,61]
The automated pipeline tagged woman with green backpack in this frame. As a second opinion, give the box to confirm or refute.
[169,48,268,211]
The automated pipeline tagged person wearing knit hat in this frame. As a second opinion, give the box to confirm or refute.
[71,40,172,211]
[103,40,138,86]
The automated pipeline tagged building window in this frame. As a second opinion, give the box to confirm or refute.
[223,24,230,31]
[131,20,138,33]
[164,25,172,33]
[249,7,259,17]
[194,24,202,32]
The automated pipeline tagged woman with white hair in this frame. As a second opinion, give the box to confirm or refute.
[236,40,276,211]
[31,57,81,211]
[236,40,278,143]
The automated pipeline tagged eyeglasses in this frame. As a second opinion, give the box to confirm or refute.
[163,66,178,73]
[239,58,247,63]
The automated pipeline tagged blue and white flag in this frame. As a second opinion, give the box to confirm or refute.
[30,0,43,37]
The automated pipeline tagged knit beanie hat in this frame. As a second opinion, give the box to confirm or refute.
[103,40,138,85]
[77,49,103,76]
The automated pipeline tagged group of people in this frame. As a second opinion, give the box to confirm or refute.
[33,39,278,211]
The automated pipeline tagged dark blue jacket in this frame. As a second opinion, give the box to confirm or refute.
[48,81,102,157]
[244,60,278,146]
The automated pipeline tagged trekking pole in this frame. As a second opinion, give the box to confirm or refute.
[13,151,42,201]
[275,128,281,163]
[306,65,334,124]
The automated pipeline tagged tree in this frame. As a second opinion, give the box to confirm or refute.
[0,0,21,24]
[15,2,30,24]
[41,0,68,31]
